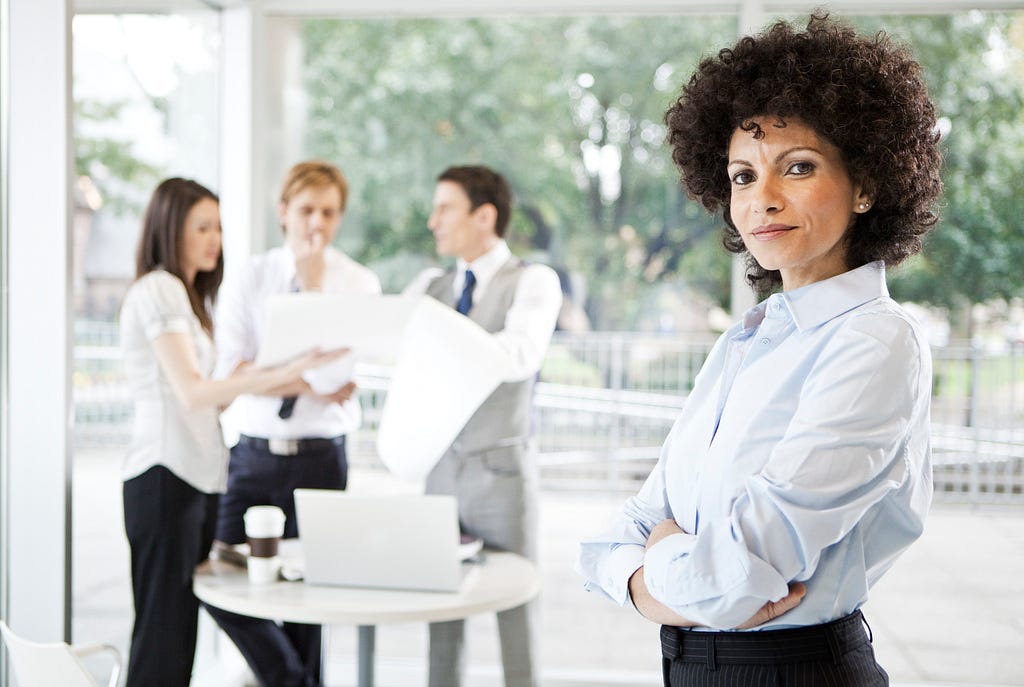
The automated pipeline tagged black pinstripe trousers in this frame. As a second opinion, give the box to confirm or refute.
[661,611,888,686]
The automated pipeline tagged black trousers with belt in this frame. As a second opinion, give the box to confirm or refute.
[205,435,347,687]
[660,611,888,687]
[123,464,219,687]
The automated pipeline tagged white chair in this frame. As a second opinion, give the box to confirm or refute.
[0,621,121,687]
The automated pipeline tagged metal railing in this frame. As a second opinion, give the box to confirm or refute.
[74,321,1024,504]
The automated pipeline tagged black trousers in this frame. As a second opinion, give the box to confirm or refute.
[123,465,219,687]
[205,436,347,687]
[661,611,889,687]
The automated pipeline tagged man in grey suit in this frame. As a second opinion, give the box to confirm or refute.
[404,165,562,687]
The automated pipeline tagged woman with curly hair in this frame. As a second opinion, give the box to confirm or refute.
[579,13,941,686]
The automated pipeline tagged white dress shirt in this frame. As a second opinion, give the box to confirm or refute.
[215,245,382,441]
[578,262,933,630]
[120,270,228,493]
[404,240,562,381]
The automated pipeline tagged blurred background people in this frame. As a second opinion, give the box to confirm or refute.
[120,177,340,687]
[404,165,562,687]
[206,160,381,687]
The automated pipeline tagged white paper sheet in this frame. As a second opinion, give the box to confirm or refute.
[251,293,510,480]
[375,297,509,482]
[254,293,420,367]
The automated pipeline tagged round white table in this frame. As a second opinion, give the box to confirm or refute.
[194,551,540,687]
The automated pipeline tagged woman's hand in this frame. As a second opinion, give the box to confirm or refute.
[283,347,350,377]
[647,519,684,549]
[629,568,806,629]
[312,380,357,405]
[635,517,806,629]
[735,582,807,629]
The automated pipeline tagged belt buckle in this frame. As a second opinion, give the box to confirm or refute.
[268,438,299,456]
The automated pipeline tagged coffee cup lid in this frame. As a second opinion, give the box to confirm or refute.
[243,505,286,537]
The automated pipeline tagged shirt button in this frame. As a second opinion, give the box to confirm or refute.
[771,302,781,311]
[761,337,771,345]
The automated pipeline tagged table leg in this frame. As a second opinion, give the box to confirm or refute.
[357,625,375,687]
[320,624,331,685]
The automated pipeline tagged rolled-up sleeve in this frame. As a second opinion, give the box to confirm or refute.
[577,420,679,606]
[134,271,193,340]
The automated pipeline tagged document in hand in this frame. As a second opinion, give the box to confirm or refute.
[376,296,510,482]
[253,293,512,481]
[254,293,420,367]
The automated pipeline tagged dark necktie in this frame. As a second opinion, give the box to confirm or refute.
[278,394,297,419]
[279,279,302,419]
[455,270,476,316]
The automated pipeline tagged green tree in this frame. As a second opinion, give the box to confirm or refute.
[303,16,734,327]
[74,100,161,215]
[302,12,1024,329]
[857,13,1024,316]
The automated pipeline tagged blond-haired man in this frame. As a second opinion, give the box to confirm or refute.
[207,160,380,687]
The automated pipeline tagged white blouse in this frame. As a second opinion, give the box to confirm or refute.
[119,270,227,493]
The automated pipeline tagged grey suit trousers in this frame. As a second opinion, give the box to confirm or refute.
[424,443,539,687]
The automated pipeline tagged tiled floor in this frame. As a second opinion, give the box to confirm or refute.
[72,449,1024,686]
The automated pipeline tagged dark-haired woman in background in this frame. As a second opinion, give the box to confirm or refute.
[579,14,942,686]
[119,178,342,687]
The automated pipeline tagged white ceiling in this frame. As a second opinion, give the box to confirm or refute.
[71,0,1024,16]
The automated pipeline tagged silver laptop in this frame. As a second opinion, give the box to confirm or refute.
[294,489,467,592]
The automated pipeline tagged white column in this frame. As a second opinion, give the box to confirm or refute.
[2,0,73,644]
[219,2,269,275]
[266,16,306,201]
[219,10,303,274]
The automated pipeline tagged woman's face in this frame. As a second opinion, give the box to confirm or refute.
[180,197,221,282]
[727,116,871,291]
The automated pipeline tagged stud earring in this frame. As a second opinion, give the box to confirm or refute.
[858,201,871,210]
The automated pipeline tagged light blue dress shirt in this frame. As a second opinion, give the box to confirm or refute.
[577,262,933,630]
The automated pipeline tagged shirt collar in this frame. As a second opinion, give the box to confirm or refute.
[741,261,889,334]
[780,261,889,332]
[457,240,511,290]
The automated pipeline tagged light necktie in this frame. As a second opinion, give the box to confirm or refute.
[455,270,476,316]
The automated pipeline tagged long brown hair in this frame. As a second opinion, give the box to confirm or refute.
[134,178,223,334]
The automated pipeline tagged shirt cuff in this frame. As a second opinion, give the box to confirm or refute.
[642,531,696,602]
[591,543,645,606]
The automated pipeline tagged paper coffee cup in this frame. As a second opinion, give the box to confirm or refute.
[243,505,286,558]
[247,555,280,585]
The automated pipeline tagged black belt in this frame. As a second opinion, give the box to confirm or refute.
[237,434,346,456]
[661,610,871,669]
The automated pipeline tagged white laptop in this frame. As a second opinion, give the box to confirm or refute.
[294,489,471,593]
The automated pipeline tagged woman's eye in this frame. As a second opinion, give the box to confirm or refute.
[788,161,814,175]
[731,171,754,186]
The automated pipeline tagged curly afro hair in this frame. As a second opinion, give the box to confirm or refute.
[665,12,943,294]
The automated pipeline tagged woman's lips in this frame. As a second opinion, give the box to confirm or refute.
[751,224,796,241]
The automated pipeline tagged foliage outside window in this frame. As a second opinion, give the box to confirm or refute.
[73,13,220,321]
[301,16,736,330]
[298,12,1024,334]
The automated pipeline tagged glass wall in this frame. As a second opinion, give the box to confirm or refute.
[282,15,737,332]
[72,12,220,321]
[70,7,220,656]
[282,12,1024,339]
[66,8,1024,686]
